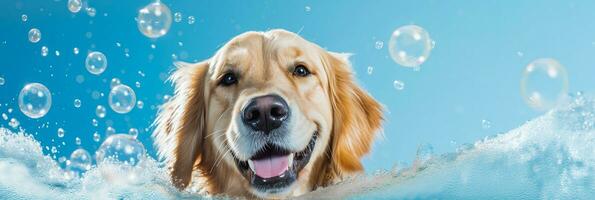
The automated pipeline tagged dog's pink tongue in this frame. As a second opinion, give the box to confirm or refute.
[251,155,289,179]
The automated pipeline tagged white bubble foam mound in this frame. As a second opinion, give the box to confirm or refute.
[0,94,594,199]
[302,94,595,199]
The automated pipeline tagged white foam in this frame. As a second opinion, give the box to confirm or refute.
[1,95,594,199]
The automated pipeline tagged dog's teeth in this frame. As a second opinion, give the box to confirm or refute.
[248,160,255,172]
[288,153,294,167]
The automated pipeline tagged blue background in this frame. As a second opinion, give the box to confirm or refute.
[1,0,594,173]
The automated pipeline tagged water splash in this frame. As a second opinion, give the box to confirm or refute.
[1,95,594,199]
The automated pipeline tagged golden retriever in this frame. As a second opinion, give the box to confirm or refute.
[153,29,383,199]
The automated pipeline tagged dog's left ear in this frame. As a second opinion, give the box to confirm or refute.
[153,60,210,189]
[324,52,383,175]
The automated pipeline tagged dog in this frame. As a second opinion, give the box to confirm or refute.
[153,29,383,199]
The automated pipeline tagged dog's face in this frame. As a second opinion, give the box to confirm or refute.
[153,29,383,199]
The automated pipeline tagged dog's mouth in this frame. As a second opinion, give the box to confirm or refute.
[233,132,317,193]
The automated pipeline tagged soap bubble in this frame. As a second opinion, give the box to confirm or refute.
[41,46,48,57]
[305,6,311,12]
[388,25,433,67]
[73,99,81,108]
[128,128,139,138]
[93,132,101,142]
[85,51,107,75]
[481,119,492,129]
[18,83,52,119]
[95,134,147,185]
[96,134,146,166]
[73,47,79,55]
[393,80,405,90]
[109,84,136,114]
[28,28,41,43]
[66,148,92,176]
[187,16,195,24]
[92,118,98,127]
[75,137,81,145]
[67,0,82,13]
[375,41,384,49]
[137,1,172,38]
[57,128,65,138]
[96,105,106,118]
[136,100,144,109]
[0,77,4,86]
[21,14,27,22]
[106,126,116,136]
[521,58,569,111]
[110,78,121,89]
[86,7,96,17]
[174,12,182,22]
[9,118,19,129]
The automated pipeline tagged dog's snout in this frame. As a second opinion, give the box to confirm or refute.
[242,95,289,133]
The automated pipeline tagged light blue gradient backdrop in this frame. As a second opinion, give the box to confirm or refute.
[1,0,594,173]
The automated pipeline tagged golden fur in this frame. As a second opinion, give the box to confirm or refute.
[153,29,383,199]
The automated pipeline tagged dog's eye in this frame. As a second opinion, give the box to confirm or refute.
[293,65,311,77]
[219,72,238,86]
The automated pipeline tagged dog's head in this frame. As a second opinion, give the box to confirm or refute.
[153,29,382,198]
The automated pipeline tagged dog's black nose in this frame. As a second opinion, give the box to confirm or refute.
[242,95,289,134]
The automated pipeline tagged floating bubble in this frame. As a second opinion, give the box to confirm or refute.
[93,132,101,142]
[521,58,569,111]
[305,6,311,12]
[67,0,82,13]
[41,46,48,57]
[8,118,19,128]
[0,77,4,86]
[375,41,384,49]
[388,25,433,67]
[85,51,107,75]
[106,126,116,136]
[73,99,81,108]
[137,1,172,38]
[187,16,195,24]
[66,148,92,176]
[174,12,182,22]
[96,134,146,166]
[86,7,96,17]
[55,50,60,56]
[51,146,58,154]
[135,81,141,88]
[128,128,139,138]
[481,119,492,129]
[21,14,27,22]
[57,128,65,138]
[73,47,79,55]
[136,100,144,109]
[28,28,41,43]
[109,85,136,114]
[110,78,121,89]
[393,80,405,90]
[96,105,106,118]
[367,66,373,75]
[75,75,84,84]
[75,137,81,145]
[18,83,52,119]
[92,118,98,127]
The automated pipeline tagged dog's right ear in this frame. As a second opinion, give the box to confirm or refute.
[153,60,209,189]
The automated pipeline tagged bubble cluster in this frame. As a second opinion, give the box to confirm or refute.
[67,0,82,13]
[96,105,106,118]
[137,1,172,38]
[521,58,569,111]
[18,83,52,119]
[85,51,107,75]
[66,148,92,176]
[28,28,41,43]
[95,134,146,166]
[388,25,433,67]
[109,85,136,114]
